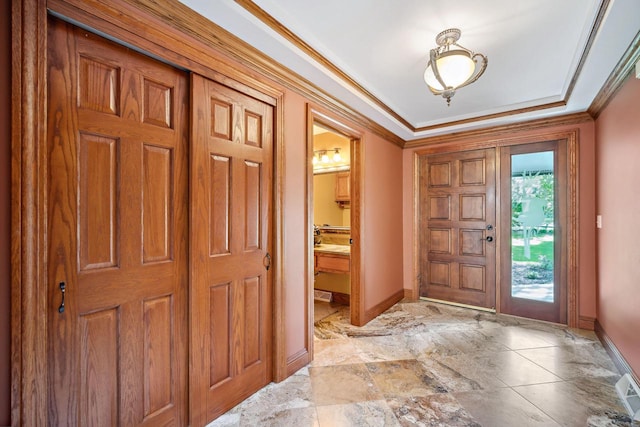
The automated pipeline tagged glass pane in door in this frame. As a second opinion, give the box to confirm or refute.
[510,151,554,302]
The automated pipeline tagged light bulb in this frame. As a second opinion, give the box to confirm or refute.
[333,149,342,162]
[321,151,330,163]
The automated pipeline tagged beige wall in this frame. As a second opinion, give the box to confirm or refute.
[282,91,308,360]
[314,272,350,295]
[402,121,598,321]
[595,74,640,378]
[363,133,405,311]
[313,173,344,226]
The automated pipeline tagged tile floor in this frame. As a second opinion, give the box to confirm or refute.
[208,300,637,427]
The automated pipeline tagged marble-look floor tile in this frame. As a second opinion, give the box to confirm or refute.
[431,349,561,388]
[517,343,620,380]
[585,411,638,427]
[513,378,629,426]
[387,394,480,427]
[316,400,401,427]
[309,363,383,406]
[233,407,319,427]
[366,359,448,398]
[478,325,558,350]
[207,368,315,426]
[488,350,562,386]
[417,356,503,393]
[510,321,599,347]
[407,329,509,358]
[454,388,562,427]
[209,300,627,426]
[314,300,341,323]
[352,335,415,362]
[312,338,365,367]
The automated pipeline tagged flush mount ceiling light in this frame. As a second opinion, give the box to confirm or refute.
[423,28,488,106]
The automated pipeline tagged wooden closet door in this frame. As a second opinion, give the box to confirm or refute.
[47,18,188,426]
[190,75,274,425]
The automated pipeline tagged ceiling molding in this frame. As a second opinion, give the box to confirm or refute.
[236,0,609,134]
[588,29,640,118]
[413,101,567,134]
[404,112,592,149]
[122,0,406,147]
[563,0,611,101]
[48,0,630,150]
[233,0,413,131]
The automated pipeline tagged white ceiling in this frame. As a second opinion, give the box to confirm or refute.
[180,0,640,141]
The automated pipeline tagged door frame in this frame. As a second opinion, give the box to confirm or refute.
[499,140,568,324]
[412,131,579,327]
[306,105,364,332]
[11,0,287,424]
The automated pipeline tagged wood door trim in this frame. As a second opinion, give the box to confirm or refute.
[272,91,287,382]
[411,130,579,327]
[12,0,49,424]
[306,105,366,330]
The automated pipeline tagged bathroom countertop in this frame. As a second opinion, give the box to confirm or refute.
[313,244,350,255]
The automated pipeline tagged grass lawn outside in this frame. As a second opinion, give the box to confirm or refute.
[511,229,554,262]
[511,239,553,262]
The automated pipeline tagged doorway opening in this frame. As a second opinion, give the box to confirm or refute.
[307,108,363,337]
[311,124,352,325]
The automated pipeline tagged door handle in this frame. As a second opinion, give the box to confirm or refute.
[58,282,66,314]
[263,252,271,271]
[484,236,494,242]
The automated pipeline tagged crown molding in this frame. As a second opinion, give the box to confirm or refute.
[236,0,608,136]
[110,0,405,147]
[413,101,568,134]
[588,29,640,118]
[233,0,413,132]
[48,0,634,148]
[404,112,592,149]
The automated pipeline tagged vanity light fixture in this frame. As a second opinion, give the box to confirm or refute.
[423,28,487,106]
[320,150,330,163]
[332,148,342,162]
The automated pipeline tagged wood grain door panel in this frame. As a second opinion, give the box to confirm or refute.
[190,75,273,425]
[419,149,496,309]
[47,18,188,426]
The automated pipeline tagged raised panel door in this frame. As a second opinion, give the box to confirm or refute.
[190,75,273,425]
[419,149,496,309]
[47,19,188,426]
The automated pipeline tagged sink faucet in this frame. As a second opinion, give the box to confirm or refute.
[313,225,321,246]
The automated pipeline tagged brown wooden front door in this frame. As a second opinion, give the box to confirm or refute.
[190,75,274,425]
[47,18,188,426]
[419,149,496,309]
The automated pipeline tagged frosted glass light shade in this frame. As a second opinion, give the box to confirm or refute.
[424,51,475,91]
